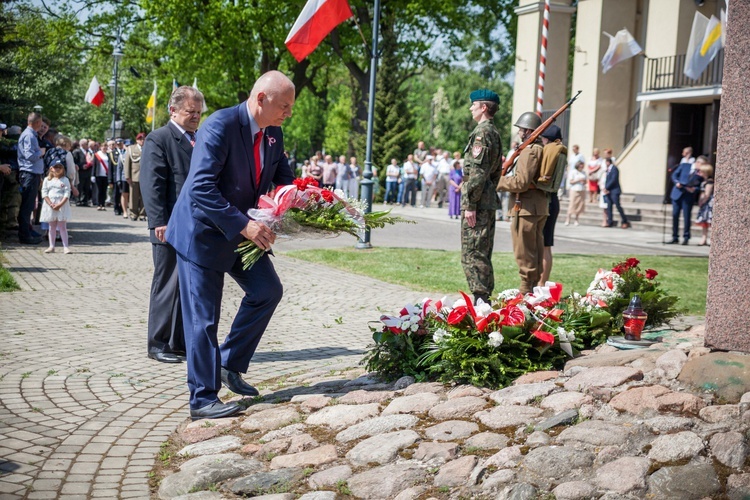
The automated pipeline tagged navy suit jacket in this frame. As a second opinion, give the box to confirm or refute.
[670,160,699,202]
[166,103,294,272]
[604,164,621,196]
[140,122,194,244]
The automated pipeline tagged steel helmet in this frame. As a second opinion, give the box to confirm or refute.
[514,112,542,130]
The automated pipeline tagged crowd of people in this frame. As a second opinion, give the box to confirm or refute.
[0,113,147,252]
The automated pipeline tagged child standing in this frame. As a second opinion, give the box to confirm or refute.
[41,160,72,254]
[695,163,714,246]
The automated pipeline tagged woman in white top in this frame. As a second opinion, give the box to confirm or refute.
[94,142,110,210]
[565,160,587,226]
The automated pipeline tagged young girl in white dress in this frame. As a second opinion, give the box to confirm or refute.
[41,161,72,254]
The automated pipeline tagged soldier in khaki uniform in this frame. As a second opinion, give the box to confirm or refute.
[497,112,548,294]
[123,133,146,220]
[461,89,503,305]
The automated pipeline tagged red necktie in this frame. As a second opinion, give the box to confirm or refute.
[187,131,196,147]
[253,131,263,185]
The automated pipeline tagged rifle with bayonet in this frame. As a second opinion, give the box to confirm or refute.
[501,90,583,177]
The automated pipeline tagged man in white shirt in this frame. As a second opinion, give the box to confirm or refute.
[434,151,452,208]
[419,155,438,208]
[401,154,418,207]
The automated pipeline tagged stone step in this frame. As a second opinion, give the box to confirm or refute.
[556,198,703,233]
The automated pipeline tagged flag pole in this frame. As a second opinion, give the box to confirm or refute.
[536,0,550,116]
[356,0,381,250]
[152,81,156,131]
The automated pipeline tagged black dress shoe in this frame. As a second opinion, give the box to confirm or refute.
[681,239,689,245]
[148,352,183,363]
[221,367,259,396]
[190,401,242,421]
[666,239,679,244]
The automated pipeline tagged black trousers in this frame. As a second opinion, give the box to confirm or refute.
[147,243,185,354]
[78,168,92,205]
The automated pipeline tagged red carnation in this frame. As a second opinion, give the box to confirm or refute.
[532,330,555,344]
[321,190,335,203]
[612,265,625,275]
[626,257,640,268]
[645,268,658,280]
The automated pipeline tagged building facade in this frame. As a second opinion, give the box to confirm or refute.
[512,0,724,202]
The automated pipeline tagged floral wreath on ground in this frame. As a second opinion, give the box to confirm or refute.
[363,257,682,389]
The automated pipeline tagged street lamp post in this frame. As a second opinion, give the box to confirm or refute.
[33,105,43,114]
[110,29,124,138]
[356,0,381,250]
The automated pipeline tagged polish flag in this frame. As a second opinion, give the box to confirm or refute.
[85,76,105,107]
[285,0,353,62]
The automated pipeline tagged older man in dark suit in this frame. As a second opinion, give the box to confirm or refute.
[140,86,205,364]
[166,71,295,420]
[669,147,700,245]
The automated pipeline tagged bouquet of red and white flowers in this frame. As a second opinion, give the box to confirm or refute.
[236,178,409,270]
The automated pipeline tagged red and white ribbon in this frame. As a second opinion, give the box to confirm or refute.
[536,0,550,116]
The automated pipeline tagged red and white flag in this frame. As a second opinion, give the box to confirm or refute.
[285,0,353,62]
[85,76,105,107]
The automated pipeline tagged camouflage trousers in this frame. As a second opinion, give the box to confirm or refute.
[461,209,496,297]
[0,172,21,231]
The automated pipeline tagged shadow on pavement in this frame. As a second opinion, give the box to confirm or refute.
[251,347,365,363]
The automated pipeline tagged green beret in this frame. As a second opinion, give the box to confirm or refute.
[470,89,500,103]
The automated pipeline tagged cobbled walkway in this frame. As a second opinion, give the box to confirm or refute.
[0,206,420,499]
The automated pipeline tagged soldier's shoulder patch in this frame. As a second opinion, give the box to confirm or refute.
[472,144,483,158]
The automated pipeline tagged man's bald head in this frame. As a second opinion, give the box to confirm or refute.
[249,71,296,129]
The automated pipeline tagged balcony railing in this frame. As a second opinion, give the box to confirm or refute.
[643,50,724,92]
[623,107,640,149]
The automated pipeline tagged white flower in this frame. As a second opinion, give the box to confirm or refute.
[410,314,422,324]
[433,328,450,343]
[475,301,493,317]
[410,323,419,333]
[452,298,467,308]
[497,289,521,301]
[334,188,347,199]
[488,331,504,348]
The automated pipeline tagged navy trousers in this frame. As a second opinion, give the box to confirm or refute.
[177,252,283,410]
[672,196,694,241]
[17,172,40,241]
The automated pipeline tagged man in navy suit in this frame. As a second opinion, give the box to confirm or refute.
[669,146,699,245]
[166,71,296,420]
[602,150,630,229]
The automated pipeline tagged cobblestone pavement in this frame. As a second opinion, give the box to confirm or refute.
[0,203,708,499]
[0,207,421,499]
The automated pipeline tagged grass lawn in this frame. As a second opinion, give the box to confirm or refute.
[283,248,708,316]
[0,258,19,292]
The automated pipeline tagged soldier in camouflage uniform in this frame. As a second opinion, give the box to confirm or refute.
[461,89,503,305]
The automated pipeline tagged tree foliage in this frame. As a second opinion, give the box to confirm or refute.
[2,0,517,161]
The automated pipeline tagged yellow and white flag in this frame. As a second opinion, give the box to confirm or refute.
[684,11,724,80]
[601,28,643,74]
[145,81,157,128]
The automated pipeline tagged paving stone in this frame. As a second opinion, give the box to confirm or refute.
[489,382,556,405]
[534,408,578,431]
[158,454,262,499]
[522,446,595,481]
[727,473,750,500]
[305,403,380,430]
[427,396,487,419]
[178,436,242,457]
[464,432,509,451]
[259,423,307,443]
[269,445,337,469]
[643,416,695,433]
[402,382,445,396]
[709,431,748,469]
[381,393,441,415]
[335,414,419,443]
[286,434,318,453]
[699,404,741,423]
[648,431,705,462]
[240,407,302,433]
[434,455,477,487]
[678,352,750,404]
[594,456,649,494]
[393,376,415,390]
[474,405,543,429]
[655,349,688,379]
[345,430,420,466]
[647,462,721,499]
[230,467,305,497]
[481,469,516,491]
[307,465,352,489]
[485,446,522,469]
[563,366,643,392]
[655,391,706,414]
[337,390,395,404]
[446,385,486,399]
[298,492,336,500]
[299,396,331,413]
[552,481,597,500]
[513,371,560,385]
[393,485,428,500]
[557,419,633,447]
[413,441,458,462]
[423,420,478,441]
[539,391,592,412]
[347,462,427,499]
[608,385,670,414]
